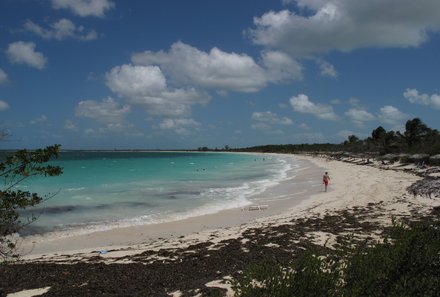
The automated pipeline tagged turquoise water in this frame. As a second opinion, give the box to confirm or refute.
[16,151,294,236]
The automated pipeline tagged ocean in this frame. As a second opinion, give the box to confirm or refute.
[16,151,300,237]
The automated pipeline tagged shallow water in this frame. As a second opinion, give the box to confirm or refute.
[15,151,301,236]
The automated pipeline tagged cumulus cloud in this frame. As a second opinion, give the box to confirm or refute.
[24,19,98,41]
[345,108,375,127]
[348,97,362,107]
[403,88,440,109]
[6,41,47,69]
[0,100,9,111]
[250,0,440,57]
[251,111,293,132]
[378,105,410,125]
[317,60,338,78]
[252,111,293,125]
[299,123,310,130]
[30,115,48,125]
[75,97,130,123]
[75,97,139,135]
[132,41,268,92]
[106,64,209,117]
[261,50,303,82]
[0,69,8,85]
[64,120,78,131]
[159,118,201,135]
[51,0,115,17]
[289,94,337,120]
[132,42,303,94]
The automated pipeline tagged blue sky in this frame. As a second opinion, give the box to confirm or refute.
[1,0,439,150]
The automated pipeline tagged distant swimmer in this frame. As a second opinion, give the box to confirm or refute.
[323,172,330,192]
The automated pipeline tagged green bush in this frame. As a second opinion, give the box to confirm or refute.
[233,220,440,297]
[1,145,62,260]
[232,251,341,297]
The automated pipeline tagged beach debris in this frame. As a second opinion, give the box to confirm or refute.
[205,276,234,297]
[430,154,440,166]
[6,287,51,297]
[99,249,108,255]
[242,205,268,211]
[407,177,440,198]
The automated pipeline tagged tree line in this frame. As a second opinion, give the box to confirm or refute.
[232,118,440,156]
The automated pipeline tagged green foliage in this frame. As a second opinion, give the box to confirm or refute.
[233,220,440,297]
[233,253,341,297]
[0,145,62,260]
[343,220,440,297]
[234,118,440,156]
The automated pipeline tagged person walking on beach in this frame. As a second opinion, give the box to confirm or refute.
[323,172,330,192]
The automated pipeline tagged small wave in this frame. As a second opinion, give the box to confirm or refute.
[21,153,305,239]
[67,187,85,191]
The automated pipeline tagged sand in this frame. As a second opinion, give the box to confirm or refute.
[17,155,322,258]
[4,153,439,296]
[17,153,433,262]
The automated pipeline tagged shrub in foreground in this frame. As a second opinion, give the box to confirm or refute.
[233,220,440,297]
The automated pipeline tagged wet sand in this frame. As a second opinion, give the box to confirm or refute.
[18,155,324,258]
[4,153,439,297]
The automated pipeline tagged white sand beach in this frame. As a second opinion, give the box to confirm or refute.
[5,153,440,297]
[17,153,436,262]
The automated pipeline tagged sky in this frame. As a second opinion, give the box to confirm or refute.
[0,0,440,150]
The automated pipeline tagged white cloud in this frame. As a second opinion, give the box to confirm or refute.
[250,0,440,57]
[75,97,130,123]
[99,122,138,134]
[251,111,293,125]
[289,94,337,120]
[0,69,8,85]
[299,123,310,130]
[403,88,440,109]
[75,98,141,135]
[0,100,9,111]
[317,60,338,78]
[6,41,47,69]
[261,50,303,82]
[30,115,48,125]
[84,128,95,135]
[348,97,361,107]
[251,111,292,133]
[345,108,375,127]
[132,42,304,95]
[132,41,269,93]
[159,118,201,135]
[106,64,209,117]
[24,19,98,41]
[64,120,78,131]
[51,0,115,17]
[378,105,410,125]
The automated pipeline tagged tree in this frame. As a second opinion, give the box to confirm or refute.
[371,126,386,142]
[347,135,360,144]
[0,145,62,260]
[404,118,430,148]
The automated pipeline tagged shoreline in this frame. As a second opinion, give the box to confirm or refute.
[3,154,440,296]
[18,154,324,258]
[18,152,435,262]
